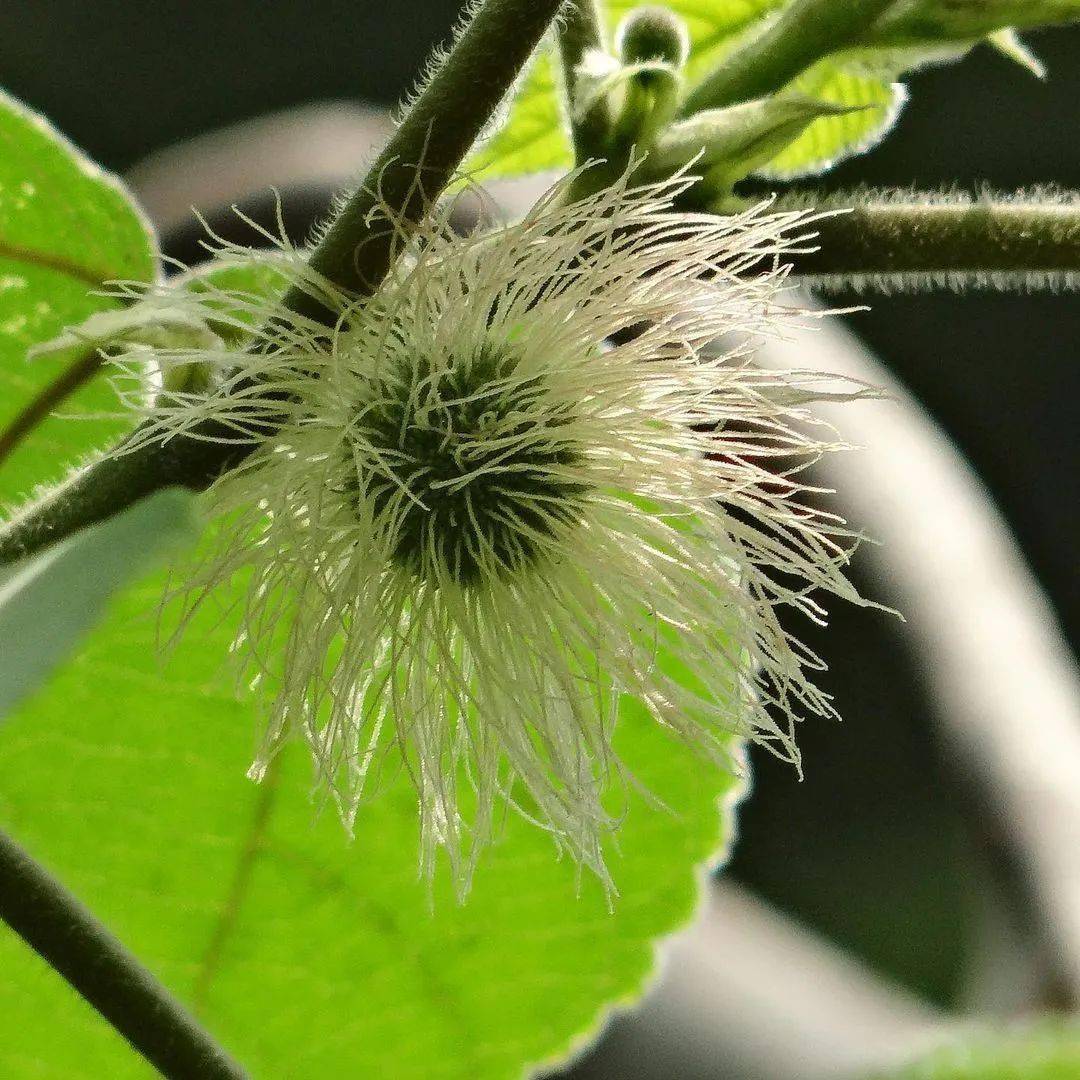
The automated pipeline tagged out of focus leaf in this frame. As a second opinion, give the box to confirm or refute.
[868,1022,1080,1080]
[0,577,743,1077]
[0,489,198,718]
[871,0,1080,44]
[987,29,1048,77]
[0,89,156,499]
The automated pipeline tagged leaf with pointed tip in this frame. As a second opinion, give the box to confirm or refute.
[647,94,869,190]
[754,62,906,179]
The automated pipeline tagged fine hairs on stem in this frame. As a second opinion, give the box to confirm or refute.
[782,186,1080,294]
[0,0,565,567]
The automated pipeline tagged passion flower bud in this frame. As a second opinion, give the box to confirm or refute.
[113,169,874,896]
[617,6,689,67]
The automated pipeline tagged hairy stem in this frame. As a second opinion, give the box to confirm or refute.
[679,0,896,116]
[556,0,608,163]
[784,190,1080,292]
[286,0,565,325]
[0,0,563,565]
[0,829,245,1079]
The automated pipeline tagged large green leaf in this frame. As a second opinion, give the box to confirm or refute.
[0,488,198,718]
[0,575,742,1077]
[0,257,744,1075]
[0,90,156,502]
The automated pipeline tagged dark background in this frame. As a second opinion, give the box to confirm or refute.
[1,0,1075,1036]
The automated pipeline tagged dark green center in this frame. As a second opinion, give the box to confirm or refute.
[348,345,587,586]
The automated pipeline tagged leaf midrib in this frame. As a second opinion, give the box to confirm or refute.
[192,763,280,1010]
[0,238,119,290]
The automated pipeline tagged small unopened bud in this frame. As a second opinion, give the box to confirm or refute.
[158,355,215,395]
[617,6,689,67]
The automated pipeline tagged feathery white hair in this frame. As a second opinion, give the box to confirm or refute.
[114,170,874,894]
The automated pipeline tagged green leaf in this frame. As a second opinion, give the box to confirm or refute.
[0,258,745,1076]
[0,89,156,502]
[867,1022,1080,1080]
[471,0,898,182]
[754,61,905,179]
[0,577,742,1077]
[471,51,569,179]
[470,0,780,180]
[646,94,868,190]
[987,29,1048,78]
[472,0,1073,185]
[173,256,290,342]
[0,489,198,719]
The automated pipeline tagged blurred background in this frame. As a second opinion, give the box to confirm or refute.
[0,4,1076,1077]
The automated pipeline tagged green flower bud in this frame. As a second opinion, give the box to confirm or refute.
[617,6,689,68]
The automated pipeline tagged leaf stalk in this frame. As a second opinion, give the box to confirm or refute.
[556,0,609,163]
[679,0,897,116]
[0,829,246,1079]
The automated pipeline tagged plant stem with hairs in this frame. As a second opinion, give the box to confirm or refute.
[785,190,1080,292]
[2,187,1080,566]
[0,829,246,1080]
[0,0,564,564]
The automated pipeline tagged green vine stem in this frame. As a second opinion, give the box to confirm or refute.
[784,189,1080,292]
[0,0,565,565]
[557,0,608,163]
[679,0,897,116]
[0,829,245,1079]
[286,0,566,326]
